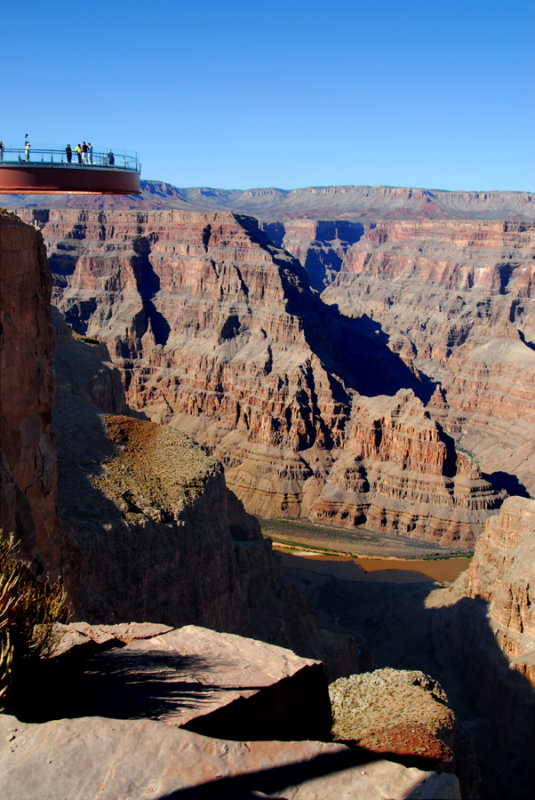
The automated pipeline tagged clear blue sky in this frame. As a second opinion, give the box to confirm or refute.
[1,0,533,192]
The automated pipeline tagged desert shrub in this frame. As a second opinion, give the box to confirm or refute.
[0,535,67,711]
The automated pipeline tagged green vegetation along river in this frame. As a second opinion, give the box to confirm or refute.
[257,516,473,583]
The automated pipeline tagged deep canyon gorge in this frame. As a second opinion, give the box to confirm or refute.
[13,202,535,549]
[1,182,534,799]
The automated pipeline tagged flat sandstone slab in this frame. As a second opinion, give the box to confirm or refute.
[49,624,332,741]
[0,714,461,800]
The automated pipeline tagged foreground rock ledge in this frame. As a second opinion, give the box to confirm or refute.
[37,624,332,742]
[0,713,461,800]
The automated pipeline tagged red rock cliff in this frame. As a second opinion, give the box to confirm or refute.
[321,219,535,496]
[0,211,62,578]
[14,208,506,548]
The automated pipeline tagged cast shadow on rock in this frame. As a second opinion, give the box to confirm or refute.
[278,258,436,402]
[159,748,377,800]
[483,470,530,498]
[131,235,171,346]
[9,650,214,724]
[239,214,436,403]
[312,307,436,402]
[157,746,454,800]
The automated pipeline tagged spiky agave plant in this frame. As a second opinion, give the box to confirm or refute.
[0,535,67,711]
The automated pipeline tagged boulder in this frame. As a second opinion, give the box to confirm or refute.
[329,669,456,766]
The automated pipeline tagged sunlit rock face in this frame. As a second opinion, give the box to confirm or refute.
[319,219,535,497]
[0,212,62,578]
[5,181,535,222]
[15,208,508,548]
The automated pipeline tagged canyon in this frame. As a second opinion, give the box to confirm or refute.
[12,205,528,550]
[1,183,534,798]
[0,211,357,674]
[1,210,467,798]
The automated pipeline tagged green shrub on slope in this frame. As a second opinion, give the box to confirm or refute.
[0,536,66,711]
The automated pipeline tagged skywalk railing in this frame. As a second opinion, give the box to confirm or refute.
[0,147,140,171]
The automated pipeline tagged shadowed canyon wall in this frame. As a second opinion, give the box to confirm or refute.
[14,207,509,548]
[0,212,62,578]
[269,218,535,497]
[445,496,535,797]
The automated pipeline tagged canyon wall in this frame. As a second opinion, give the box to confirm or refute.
[317,219,535,496]
[0,211,62,578]
[52,311,357,676]
[0,211,357,676]
[447,497,535,796]
[14,208,506,548]
[276,216,535,500]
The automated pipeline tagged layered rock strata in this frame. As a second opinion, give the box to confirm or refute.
[15,208,505,547]
[263,219,365,292]
[4,180,535,222]
[0,212,62,578]
[52,312,357,674]
[320,219,535,495]
[267,218,535,495]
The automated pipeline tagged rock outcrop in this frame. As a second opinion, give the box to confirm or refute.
[51,310,357,675]
[0,622,463,800]
[330,669,457,766]
[13,207,504,548]
[30,623,332,742]
[0,212,62,579]
[328,667,479,799]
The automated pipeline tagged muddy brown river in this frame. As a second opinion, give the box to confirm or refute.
[275,547,471,583]
[258,517,472,583]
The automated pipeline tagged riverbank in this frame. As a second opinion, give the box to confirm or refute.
[257,516,473,583]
